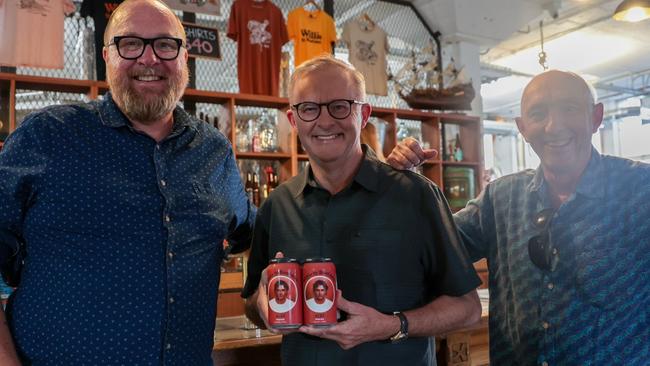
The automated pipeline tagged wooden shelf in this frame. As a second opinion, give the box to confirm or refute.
[442,161,481,167]
[234,93,289,109]
[183,88,232,104]
[235,152,291,160]
[0,73,483,203]
[5,73,94,95]
[437,113,480,124]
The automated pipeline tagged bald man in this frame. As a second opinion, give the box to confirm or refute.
[0,1,254,364]
[388,70,650,365]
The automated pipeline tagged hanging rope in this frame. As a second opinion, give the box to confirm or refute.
[538,20,548,70]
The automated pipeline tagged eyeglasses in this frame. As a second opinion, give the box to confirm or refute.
[528,208,557,271]
[107,36,184,61]
[291,99,365,122]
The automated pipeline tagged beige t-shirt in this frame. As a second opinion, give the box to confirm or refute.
[0,0,75,69]
[341,19,389,96]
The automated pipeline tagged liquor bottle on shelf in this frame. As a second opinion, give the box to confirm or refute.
[236,120,250,152]
[245,172,254,204]
[264,166,274,198]
[249,119,261,152]
[453,133,464,162]
[273,173,279,189]
[252,173,261,207]
[258,111,278,152]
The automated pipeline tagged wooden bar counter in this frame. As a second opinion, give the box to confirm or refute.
[211,290,489,366]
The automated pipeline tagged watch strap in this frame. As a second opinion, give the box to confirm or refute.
[390,311,409,343]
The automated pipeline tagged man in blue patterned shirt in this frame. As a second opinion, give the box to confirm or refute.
[389,70,649,365]
[0,1,254,365]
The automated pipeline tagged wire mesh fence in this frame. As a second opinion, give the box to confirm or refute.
[7,0,436,117]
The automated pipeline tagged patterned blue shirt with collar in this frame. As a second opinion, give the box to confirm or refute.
[455,148,650,366]
[0,93,255,365]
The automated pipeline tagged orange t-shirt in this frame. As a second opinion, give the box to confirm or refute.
[287,7,336,67]
[227,0,288,96]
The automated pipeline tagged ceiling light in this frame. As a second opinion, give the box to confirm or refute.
[613,0,650,22]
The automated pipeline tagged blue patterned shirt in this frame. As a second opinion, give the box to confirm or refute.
[456,149,650,366]
[0,93,255,365]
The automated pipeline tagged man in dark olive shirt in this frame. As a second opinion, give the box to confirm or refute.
[242,55,482,366]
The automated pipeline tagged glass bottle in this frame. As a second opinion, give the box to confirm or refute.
[453,133,464,162]
[258,111,278,152]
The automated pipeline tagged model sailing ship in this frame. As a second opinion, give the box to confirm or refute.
[392,41,475,110]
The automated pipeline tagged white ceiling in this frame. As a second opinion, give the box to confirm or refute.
[412,0,650,119]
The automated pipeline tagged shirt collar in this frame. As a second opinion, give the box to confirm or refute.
[97,91,192,133]
[527,147,605,202]
[288,144,382,198]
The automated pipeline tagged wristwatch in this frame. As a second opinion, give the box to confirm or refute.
[390,311,409,343]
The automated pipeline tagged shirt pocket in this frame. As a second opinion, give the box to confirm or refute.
[179,181,230,239]
[190,182,225,217]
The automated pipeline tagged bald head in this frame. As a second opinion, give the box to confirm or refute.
[104,0,185,46]
[515,69,604,180]
[521,70,597,111]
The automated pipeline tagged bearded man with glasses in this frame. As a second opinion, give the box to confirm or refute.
[387,70,650,365]
[0,1,255,365]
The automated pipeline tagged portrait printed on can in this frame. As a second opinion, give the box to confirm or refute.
[268,275,298,314]
[303,275,335,313]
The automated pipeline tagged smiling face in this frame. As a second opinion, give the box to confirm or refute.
[515,70,603,176]
[103,0,189,124]
[287,59,371,170]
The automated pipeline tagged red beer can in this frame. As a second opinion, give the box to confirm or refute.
[302,258,337,327]
[266,258,302,329]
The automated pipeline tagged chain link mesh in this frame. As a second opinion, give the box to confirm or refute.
[11,0,434,114]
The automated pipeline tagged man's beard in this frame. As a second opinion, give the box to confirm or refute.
[108,65,189,124]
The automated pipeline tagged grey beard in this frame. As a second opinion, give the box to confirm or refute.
[120,86,179,123]
[108,65,189,124]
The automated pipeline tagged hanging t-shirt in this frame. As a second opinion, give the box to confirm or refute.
[0,0,75,69]
[286,7,336,67]
[162,0,220,15]
[227,0,288,97]
[80,0,124,81]
[341,20,389,96]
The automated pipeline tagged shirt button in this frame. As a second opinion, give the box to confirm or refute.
[165,215,171,222]
[157,145,161,150]
[547,283,554,290]
[542,321,550,329]
[168,251,174,259]
[166,343,171,350]
[552,248,558,255]
[161,180,167,187]
[169,297,175,304]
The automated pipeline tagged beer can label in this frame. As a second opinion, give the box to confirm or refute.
[267,259,302,329]
[302,259,337,327]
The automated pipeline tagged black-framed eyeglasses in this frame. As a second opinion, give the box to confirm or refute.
[291,99,365,122]
[528,208,557,271]
[107,36,184,61]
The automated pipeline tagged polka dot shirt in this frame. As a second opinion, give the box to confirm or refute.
[0,92,255,365]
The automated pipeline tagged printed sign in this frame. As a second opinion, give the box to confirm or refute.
[163,0,220,16]
[183,22,221,60]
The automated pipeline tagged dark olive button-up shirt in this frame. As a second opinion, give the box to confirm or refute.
[243,147,480,366]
